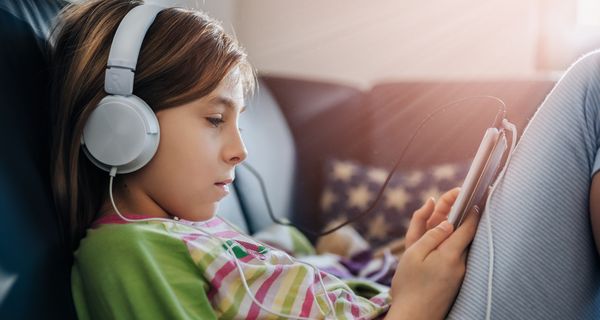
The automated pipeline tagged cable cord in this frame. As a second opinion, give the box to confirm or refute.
[242,95,508,238]
[107,168,336,319]
[483,119,518,320]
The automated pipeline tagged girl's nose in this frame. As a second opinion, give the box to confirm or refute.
[229,152,246,165]
[228,140,248,165]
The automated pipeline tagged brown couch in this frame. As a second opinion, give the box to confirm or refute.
[262,75,556,240]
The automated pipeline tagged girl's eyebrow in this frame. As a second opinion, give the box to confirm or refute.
[209,96,247,113]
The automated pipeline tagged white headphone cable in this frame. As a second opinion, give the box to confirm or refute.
[483,119,517,320]
[217,218,337,315]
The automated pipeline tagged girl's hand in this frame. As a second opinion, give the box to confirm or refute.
[405,187,461,248]
[385,189,481,320]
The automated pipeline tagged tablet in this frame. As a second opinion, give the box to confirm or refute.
[447,128,507,229]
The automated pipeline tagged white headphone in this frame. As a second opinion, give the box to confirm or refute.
[81,4,166,174]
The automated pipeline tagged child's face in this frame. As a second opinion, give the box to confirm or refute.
[121,69,247,221]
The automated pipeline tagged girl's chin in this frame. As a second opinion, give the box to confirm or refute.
[177,203,219,222]
[177,213,216,222]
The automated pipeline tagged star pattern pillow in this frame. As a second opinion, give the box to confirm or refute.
[319,158,471,248]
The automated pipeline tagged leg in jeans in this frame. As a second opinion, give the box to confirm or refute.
[447,51,600,319]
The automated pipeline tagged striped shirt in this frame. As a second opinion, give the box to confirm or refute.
[72,214,391,319]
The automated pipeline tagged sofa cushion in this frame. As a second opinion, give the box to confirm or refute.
[320,158,470,247]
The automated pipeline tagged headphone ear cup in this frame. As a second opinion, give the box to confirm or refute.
[82,95,160,174]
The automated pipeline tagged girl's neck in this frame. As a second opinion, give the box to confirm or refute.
[99,178,172,220]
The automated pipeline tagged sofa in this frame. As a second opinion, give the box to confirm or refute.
[0,0,556,318]
[258,77,555,242]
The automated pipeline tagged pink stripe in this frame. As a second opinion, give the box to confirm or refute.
[319,271,331,283]
[194,218,224,228]
[246,265,284,320]
[208,261,237,300]
[239,254,255,263]
[207,253,255,300]
[299,282,315,317]
[235,240,262,252]
[182,233,202,242]
[348,293,360,317]
[327,292,337,305]
[213,230,240,238]
[370,297,384,305]
[207,286,218,301]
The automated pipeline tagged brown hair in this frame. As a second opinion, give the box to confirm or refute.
[49,0,255,251]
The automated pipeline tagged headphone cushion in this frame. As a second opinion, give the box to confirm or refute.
[82,95,160,174]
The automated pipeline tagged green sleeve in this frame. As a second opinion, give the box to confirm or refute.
[72,223,217,320]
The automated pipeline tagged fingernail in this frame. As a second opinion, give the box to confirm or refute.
[421,197,434,208]
[437,220,452,232]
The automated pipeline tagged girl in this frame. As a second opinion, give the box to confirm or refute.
[50,0,479,319]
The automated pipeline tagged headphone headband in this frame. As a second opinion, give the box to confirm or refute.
[105,4,166,96]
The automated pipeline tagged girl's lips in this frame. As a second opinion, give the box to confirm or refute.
[216,178,233,185]
[214,183,230,196]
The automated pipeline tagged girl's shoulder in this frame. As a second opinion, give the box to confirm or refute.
[75,216,185,264]
[73,216,232,286]
[75,214,238,262]
[71,216,219,319]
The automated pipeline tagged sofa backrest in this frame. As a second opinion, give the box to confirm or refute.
[0,1,75,318]
[261,76,369,240]
[364,81,556,169]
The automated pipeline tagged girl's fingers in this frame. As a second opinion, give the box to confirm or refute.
[439,205,482,254]
[426,187,461,229]
[410,220,454,260]
[405,198,436,248]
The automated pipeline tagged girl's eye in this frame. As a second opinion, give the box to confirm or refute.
[206,117,224,127]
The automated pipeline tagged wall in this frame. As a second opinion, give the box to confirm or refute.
[235,0,543,87]
[192,0,545,87]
